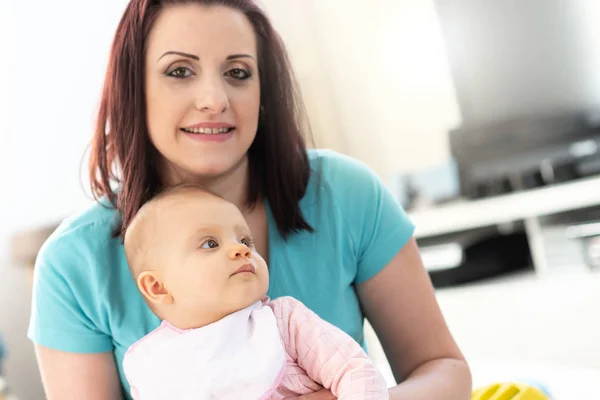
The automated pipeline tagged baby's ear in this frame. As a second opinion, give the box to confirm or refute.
[137,271,174,306]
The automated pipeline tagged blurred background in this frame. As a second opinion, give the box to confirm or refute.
[2,0,600,398]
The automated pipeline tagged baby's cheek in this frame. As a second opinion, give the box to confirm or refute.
[179,277,210,300]
[256,272,269,297]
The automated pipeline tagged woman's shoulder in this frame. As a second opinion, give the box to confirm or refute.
[305,151,414,283]
[38,198,121,269]
[28,199,130,355]
[306,148,391,206]
[308,148,374,179]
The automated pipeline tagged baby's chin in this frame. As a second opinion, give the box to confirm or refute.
[240,290,269,308]
[233,288,269,311]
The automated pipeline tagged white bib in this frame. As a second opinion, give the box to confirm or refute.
[123,301,286,400]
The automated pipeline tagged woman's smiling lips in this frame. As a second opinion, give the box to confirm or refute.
[181,121,236,142]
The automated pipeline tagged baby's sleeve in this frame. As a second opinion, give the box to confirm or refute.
[272,297,389,399]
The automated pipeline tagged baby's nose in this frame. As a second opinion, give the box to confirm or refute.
[229,244,251,259]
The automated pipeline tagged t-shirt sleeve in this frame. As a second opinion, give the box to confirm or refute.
[27,231,113,353]
[323,151,415,283]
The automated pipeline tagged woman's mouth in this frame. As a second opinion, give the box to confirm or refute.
[180,127,234,135]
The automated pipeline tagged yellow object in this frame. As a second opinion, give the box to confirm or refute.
[472,382,549,400]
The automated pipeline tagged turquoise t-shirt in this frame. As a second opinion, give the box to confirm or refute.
[28,149,415,398]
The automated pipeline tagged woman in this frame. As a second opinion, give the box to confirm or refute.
[28,0,472,399]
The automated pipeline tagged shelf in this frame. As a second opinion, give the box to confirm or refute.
[408,175,600,239]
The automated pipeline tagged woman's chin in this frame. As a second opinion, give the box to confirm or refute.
[184,160,247,181]
[160,153,249,185]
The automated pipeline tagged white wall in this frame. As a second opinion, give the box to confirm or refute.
[259,0,349,156]
[1,2,128,398]
[7,1,129,238]
[0,2,17,257]
[262,0,461,176]
[1,3,44,399]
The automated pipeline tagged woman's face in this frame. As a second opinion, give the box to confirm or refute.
[145,4,261,183]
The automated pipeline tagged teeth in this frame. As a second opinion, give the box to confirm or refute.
[182,127,231,134]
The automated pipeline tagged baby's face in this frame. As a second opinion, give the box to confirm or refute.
[156,192,269,325]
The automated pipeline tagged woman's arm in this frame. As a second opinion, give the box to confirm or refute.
[35,345,124,400]
[356,238,472,399]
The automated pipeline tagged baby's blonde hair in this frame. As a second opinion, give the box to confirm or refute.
[123,183,222,278]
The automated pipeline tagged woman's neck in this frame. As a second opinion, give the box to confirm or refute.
[161,157,251,212]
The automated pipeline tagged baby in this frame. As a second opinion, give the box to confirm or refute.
[122,184,389,400]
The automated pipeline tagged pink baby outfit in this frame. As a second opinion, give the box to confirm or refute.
[123,296,388,399]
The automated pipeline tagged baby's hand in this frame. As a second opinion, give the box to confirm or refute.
[284,389,336,399]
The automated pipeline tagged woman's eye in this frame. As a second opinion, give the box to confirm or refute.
[226,68,251,80]
[167,67,193,79]
[201,239,219,249]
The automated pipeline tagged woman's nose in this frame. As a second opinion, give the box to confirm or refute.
[229,243,251,259]
[195,76,229,114]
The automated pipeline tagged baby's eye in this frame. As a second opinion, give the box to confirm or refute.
[240,237,254,248]
[201,239,219,249]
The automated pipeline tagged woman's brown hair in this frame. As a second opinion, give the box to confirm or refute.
[89,0,312,239]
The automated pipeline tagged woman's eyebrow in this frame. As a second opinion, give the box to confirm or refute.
[227,54,255,61]
[157,51,255,62]
[158,51,199,62]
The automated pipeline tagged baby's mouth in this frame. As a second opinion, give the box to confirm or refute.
[232,263,256,276]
